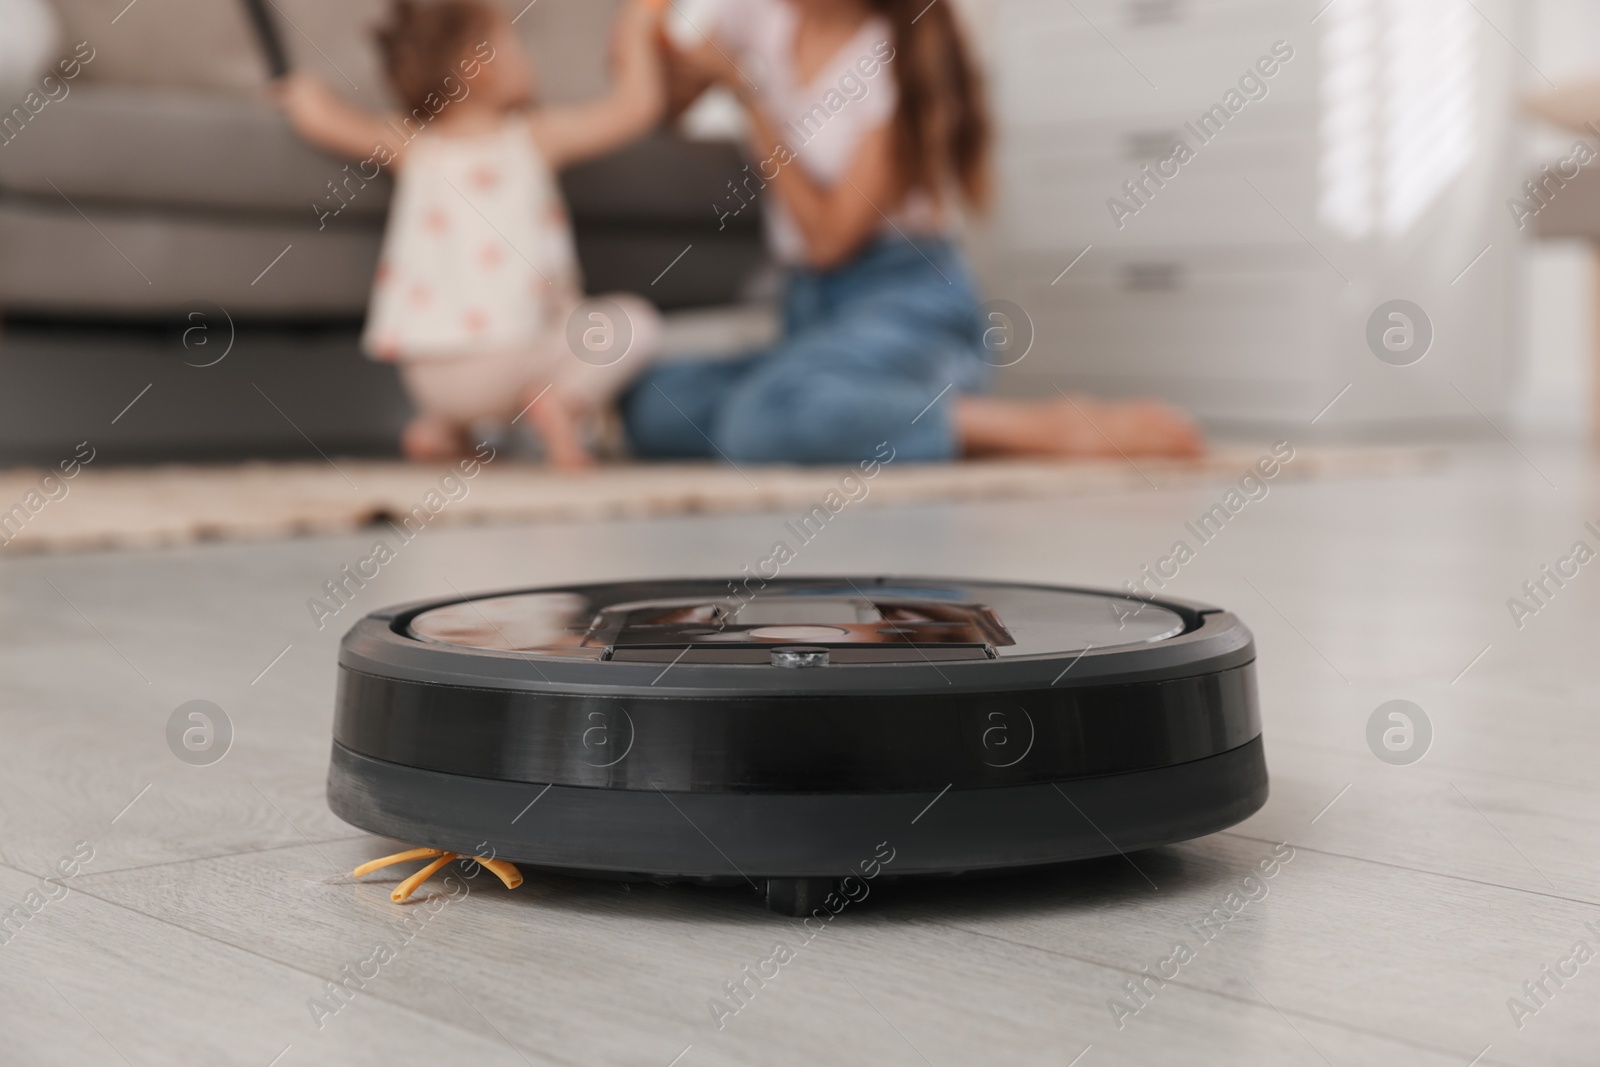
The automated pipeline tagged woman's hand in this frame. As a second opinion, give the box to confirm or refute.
[1522,82,1600,135]
[657,18,902,268]
[669,38,747,97]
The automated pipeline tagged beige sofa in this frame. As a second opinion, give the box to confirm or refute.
[0,0,764,461]
[0,0,762,315]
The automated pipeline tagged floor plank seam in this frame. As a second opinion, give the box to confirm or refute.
[1264,735,1600,799]
[1218,831,1600,910]
[65,835,373,884]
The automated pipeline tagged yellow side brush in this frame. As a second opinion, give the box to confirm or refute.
[353,847,524,902]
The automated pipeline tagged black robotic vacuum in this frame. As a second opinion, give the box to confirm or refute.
[328,577,1267,913]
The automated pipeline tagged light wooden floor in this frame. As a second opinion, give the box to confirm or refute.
[0,445,1595,1066]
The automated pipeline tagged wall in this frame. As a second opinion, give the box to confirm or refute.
[1513,0,1600,439]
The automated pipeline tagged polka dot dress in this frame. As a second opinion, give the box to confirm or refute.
[362,117,581,362]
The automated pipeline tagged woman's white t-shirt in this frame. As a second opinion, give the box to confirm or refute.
[713,0,933,264]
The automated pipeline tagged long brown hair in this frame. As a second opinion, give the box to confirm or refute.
[867,0,992,211]
[376,0,498,113]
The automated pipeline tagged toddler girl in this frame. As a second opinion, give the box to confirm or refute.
[278,0,664,467]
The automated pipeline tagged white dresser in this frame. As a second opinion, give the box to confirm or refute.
[975,0,1522,435]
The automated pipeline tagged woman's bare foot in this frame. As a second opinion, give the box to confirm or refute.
[955,394,1203,458]
[523,389,595,470]
[401,416,470,462]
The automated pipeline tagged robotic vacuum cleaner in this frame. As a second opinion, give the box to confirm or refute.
[328,577,1266,913]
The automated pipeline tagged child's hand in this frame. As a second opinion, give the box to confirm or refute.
[610,0,664,75]
[531,0,669,165]
[606,0,666,122]
[271,70,333,121]
[270,70,396,164]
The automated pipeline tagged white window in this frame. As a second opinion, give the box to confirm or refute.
[1319,0,1478,238]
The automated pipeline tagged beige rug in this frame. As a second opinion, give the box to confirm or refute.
[0,445,1445,554]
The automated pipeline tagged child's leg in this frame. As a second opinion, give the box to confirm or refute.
[399,415,471,462]
[396,360,478,462]
[521,388,593,469]
[517,294,664,468]
[553,293,663,412]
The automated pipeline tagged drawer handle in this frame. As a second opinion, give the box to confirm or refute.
[1126,130,1184,161]
[1124,263,1184,291]
[1124,0,1185,26]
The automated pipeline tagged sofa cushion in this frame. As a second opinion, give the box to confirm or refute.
[0,198,378,316]
[0,85,392,219]
[0,84,765,223]
[49,0,620,103]
[2,0,770,317]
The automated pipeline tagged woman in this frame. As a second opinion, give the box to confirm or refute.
[623,0,1202,463]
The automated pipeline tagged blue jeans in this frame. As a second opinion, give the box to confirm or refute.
[622,235,990,464]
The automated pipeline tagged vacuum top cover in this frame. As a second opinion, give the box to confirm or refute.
[408,579,1186,657]
[343,578,1245,697]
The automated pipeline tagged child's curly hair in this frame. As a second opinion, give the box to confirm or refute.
[375,0,499,113]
